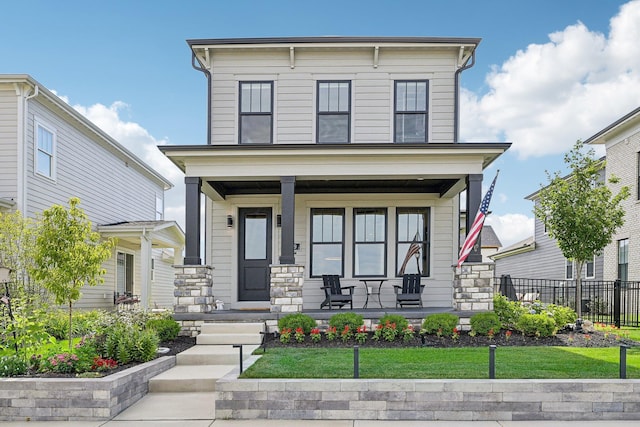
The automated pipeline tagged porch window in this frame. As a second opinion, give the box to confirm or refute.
[353,208,387,277]
[394,80,428,143]
[310,208,344,277]
[618,238,629,281]
[117,252,134,295]
[396,208,430,277]
[35,120,56,179]
[317,81,350,143]
[239,81,272,144]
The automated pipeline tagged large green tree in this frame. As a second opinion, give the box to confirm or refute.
[31,198,115,350]
[534,141,629,317]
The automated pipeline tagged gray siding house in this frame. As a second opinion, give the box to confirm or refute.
[160,37,510,311]
[0,75,184,310]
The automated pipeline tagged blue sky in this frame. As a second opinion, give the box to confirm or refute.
[2,0,639,247]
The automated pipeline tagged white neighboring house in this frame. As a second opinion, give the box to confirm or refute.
[0,74,184,310]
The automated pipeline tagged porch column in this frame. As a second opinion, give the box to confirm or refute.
[280,176,296,264]
[184,177,202,265]
[140,233,152,310]
[465,174,483,263]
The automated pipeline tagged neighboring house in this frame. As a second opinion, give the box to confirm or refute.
[0,75,184,310]
[459,211,502,262]
[160,37,510,310]
[586,106,640,282]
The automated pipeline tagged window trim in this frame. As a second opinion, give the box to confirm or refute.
[395,207,430,277]
[618,238,629,281]
[585,255,596,279]
[34,118,57,180]
[238,81,273,144]
[116,251,135,295]
[353,207,388,278]
[155,195,164,220]
[316,80,351,144]
[310,208,345,278]
[394,80,429,143]
[565,259,574,280]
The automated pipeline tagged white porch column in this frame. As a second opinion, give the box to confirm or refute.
[140,233,152,309]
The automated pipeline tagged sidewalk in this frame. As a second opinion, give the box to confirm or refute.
[2,391,640,426]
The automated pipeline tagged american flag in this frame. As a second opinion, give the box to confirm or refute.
[399,232,421,275]
[457,171,499,268]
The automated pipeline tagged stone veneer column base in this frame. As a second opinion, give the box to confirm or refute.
[453,262,494,313]
[270,264,304,313]
[173,265,214,336]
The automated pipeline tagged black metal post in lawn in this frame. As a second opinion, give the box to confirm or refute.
[354,346,359,379]
[620,344,629,379]
[233,345,243,374]
[489,345,496,379]
[614,279,622,328]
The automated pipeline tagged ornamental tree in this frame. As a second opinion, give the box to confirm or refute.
[31,198,115,350]
[534,140,629,317]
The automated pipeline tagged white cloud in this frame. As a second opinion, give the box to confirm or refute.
[461,0,640,159]
[485,213,534,248]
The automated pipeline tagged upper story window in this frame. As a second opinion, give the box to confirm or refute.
[618,238,629,281]
[310,208,344,277]
[239,82,272,144]
[565,259,574,280]
[35,120,56,179]
[394,81,428,143]
[396,208,430,277]
[353,208,387,277]
[317,81,350,143]
[586,255,595,279]
[155,195,164,220]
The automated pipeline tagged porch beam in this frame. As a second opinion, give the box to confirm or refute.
[465,174,483,263]
[184,176,202,265]
[279,176,296,264]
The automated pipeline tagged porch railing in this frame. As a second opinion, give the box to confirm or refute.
[495,275,640,328]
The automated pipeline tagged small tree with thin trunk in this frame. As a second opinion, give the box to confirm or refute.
[31,198,115,350]
[534,141,629,318]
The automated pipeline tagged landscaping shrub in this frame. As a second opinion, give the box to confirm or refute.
[545,304,577,330]
[0,355,27,377]
[131,328,160,362]
[516,313,556,337]
[421,313,459,336]
[146,318,181,342]
[277,313,317,334]
[97,322,159,364]
[493,294,526,329]
[470,312,501,336]
[376,313,409,331]
[328,312,364,332]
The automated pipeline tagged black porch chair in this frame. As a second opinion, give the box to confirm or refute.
[394,274,425,308]
[320,275,354,309]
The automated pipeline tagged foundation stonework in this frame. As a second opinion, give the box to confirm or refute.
[270,264,304,313]
[453,263,495,313]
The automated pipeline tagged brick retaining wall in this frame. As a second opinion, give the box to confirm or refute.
[0,356,175,421]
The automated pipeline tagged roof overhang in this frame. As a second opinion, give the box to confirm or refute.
[98,220,185,250]
[584,106,640,146]
[159,142,510,200]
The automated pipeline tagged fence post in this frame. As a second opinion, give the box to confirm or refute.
[614,279,621,328]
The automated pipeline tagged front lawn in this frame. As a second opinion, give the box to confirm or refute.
[241,346,640,379]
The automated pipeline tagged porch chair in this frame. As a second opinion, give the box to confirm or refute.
[320,275,355,309]
[394,274,425,308]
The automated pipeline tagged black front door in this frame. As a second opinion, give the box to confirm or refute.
[238,207,272,301]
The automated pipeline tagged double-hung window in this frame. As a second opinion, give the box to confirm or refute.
[317,81,350,143]
[117,252,134,295]
[618,239,629,282]
[353,208,387,277]
[310,208,344,277]
[394,80,428,143]
[586,256,595,279]
[35,120,56,178]
[396,208,430,276]
[239,82,272,144]
[565,259,574,280]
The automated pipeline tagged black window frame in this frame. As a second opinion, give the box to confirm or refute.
[239,81,273,144]
[395,207,430,277]
[310,208,345,278]
[394,80,429,143]
[618,238,629,281]
[353,207,387,278]
[316,81,351,144]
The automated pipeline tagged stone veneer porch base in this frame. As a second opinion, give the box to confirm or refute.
[0,356,175,421]
[216,361,640,421]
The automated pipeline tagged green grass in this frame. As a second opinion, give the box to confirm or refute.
[241,346,640,379]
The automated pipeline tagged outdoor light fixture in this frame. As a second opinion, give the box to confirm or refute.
[0,266,11,283]
[226,215,233,228]
[276,214,282,227]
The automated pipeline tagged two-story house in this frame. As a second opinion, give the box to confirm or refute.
[160,37,510,311]
[0,74,184,310]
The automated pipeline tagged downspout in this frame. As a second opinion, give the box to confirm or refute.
[191,48,212,145]
[453,47,475,143]
[16,83,39,213]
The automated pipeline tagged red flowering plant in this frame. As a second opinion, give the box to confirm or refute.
[504,330,512,341]
[487,328,495,340]
[402,325,415,343]
[92,356,118,372]
[43,353,79,374]
[279,327,292,344]
[451,327,460,341]
[310,327,322,343]
[294,327,305,343]
[325,326,338,341]
[355,325,368,344]
[373,321,398,342]
[341,325,352,342]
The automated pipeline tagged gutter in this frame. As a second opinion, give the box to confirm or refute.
[190,47,212,145]
[454,47,476,143]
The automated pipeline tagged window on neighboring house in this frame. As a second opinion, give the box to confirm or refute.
[239,81,272,144]
[317,81,350,143]
[310,208,344,277]
[354,208,387,277]
[151,258,155,282]
[586,256,595,279]
[396,208,430,277]
[35,121,55,178]
[618,238,629,281]
[117,252,134,295]
[394,80,428,143]
[565,259,574,280]
[156,195,164,220]
[637,152,640,200]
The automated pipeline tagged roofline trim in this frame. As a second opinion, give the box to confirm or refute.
[187,36,482,48]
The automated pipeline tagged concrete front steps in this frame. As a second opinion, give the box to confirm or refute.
[149,322,264,393]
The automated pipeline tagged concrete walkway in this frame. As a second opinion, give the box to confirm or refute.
[2,391,639,426]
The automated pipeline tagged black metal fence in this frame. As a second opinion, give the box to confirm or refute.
[495,275,640,328]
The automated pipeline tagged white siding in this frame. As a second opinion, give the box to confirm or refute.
[0,88,18,202]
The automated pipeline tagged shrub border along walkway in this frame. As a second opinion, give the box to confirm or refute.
[0,356,175,421]
[216,356,640,421]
